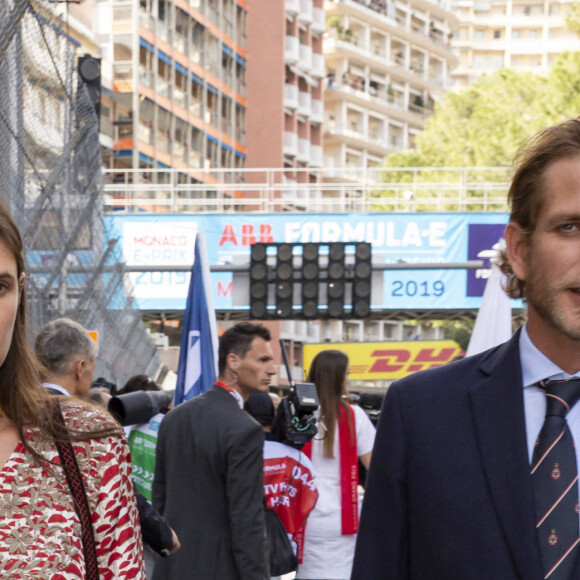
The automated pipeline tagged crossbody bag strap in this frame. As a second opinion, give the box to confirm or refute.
[53,403,100,580]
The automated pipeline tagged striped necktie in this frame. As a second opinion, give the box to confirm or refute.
[531,378,580,579]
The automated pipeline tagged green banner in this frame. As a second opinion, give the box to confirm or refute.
[128,413,164,501]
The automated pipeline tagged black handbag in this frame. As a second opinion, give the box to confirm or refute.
[265,506,298,576]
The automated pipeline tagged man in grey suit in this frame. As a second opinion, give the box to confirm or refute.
[153,322,276,579]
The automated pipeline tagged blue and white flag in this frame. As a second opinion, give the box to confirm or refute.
[174,231,219,405]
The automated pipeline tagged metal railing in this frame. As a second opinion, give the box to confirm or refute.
[103,166,512,213]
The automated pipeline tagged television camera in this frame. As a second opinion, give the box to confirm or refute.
[271,340,319,449]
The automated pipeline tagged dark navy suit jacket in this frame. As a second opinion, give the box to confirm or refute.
[351,330,580,580]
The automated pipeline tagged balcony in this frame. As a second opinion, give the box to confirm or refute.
[157,132,170,154]
[284,83,299,110]
[311,99,323,124]
[285,35,300,64]
[312,7,325,35]
[282,176,297,200]
[298,91,312,117]
[312,52,325,78]
[173,141,186,161]
[137,123,152,145]
[284,131,298,156]
[285,0,300,16]
[156,77,171,99]
[138,67,154,88]
[297,138,311,163]
[310,144,323,167]
[299,0,313,24]
[173,87,186,108]
[368,126,388,148]
[174,33,186,54]
[190,100,202,117]
[299,44,312,71]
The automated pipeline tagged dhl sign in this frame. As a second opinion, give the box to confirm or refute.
[303,340,464,381]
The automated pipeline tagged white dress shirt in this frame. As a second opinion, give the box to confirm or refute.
[43,382,70,396]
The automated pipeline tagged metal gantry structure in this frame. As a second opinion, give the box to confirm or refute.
[0,0,159,388]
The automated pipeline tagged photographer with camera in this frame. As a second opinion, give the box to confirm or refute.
[295,350,375,580]
[245,392,319,579]
[107,375,180,579]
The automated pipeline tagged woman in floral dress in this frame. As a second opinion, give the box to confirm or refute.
[0,200,145,579]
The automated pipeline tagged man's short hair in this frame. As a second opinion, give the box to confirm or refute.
[118,374,160,395]
[498,117,580,299]
[218,322,271,375]
[34,317,96,376]
[244,392,275,427]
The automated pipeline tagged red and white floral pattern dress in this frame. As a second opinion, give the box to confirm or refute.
[0,401,145,579]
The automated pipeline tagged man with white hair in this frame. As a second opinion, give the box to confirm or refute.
[34,317,97,397]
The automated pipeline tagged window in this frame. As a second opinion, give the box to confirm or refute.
[512,29,521,39]
[493,30,501,39]
[528,29,538,39]
[475,29,485,40]
[474,55,486,69]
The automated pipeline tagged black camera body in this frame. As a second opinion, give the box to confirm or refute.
[272,382,319,449]
[91,377,117,396]
[358,392,385,427]
[108,390,174,426]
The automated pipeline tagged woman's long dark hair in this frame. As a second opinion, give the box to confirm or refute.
[307,349,354,459]
[0,201,120,464]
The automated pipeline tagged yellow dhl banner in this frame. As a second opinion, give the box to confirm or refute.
[303,340,463,381]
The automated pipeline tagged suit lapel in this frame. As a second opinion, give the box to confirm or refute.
[469,331,544,579]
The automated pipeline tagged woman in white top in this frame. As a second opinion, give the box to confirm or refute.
[296,350,376,580]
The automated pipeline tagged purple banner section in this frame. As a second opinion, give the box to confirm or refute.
[467,224,507,297]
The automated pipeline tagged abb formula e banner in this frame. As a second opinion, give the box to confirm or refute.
[303,340,464,381]
[105,212,517,312]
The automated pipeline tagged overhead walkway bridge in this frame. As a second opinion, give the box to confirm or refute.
[104,166,512,214]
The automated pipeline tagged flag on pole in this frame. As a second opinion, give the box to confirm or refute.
[174,231,219,405]
[465,246,512,357]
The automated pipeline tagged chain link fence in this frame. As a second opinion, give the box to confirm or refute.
[0,0,160,389]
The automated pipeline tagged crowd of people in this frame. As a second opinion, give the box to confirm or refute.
[1,116,580,579]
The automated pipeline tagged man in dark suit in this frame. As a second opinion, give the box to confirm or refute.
[352,118,580,580]
[152,322,276,579]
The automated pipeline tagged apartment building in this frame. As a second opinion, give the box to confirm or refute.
[246,0,326,202]
[452,0,580,87]
[92,0,247,198]
[322,0,459,177]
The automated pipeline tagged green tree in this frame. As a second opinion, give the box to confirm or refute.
[566,3,580,36]
[385,54,580,170]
